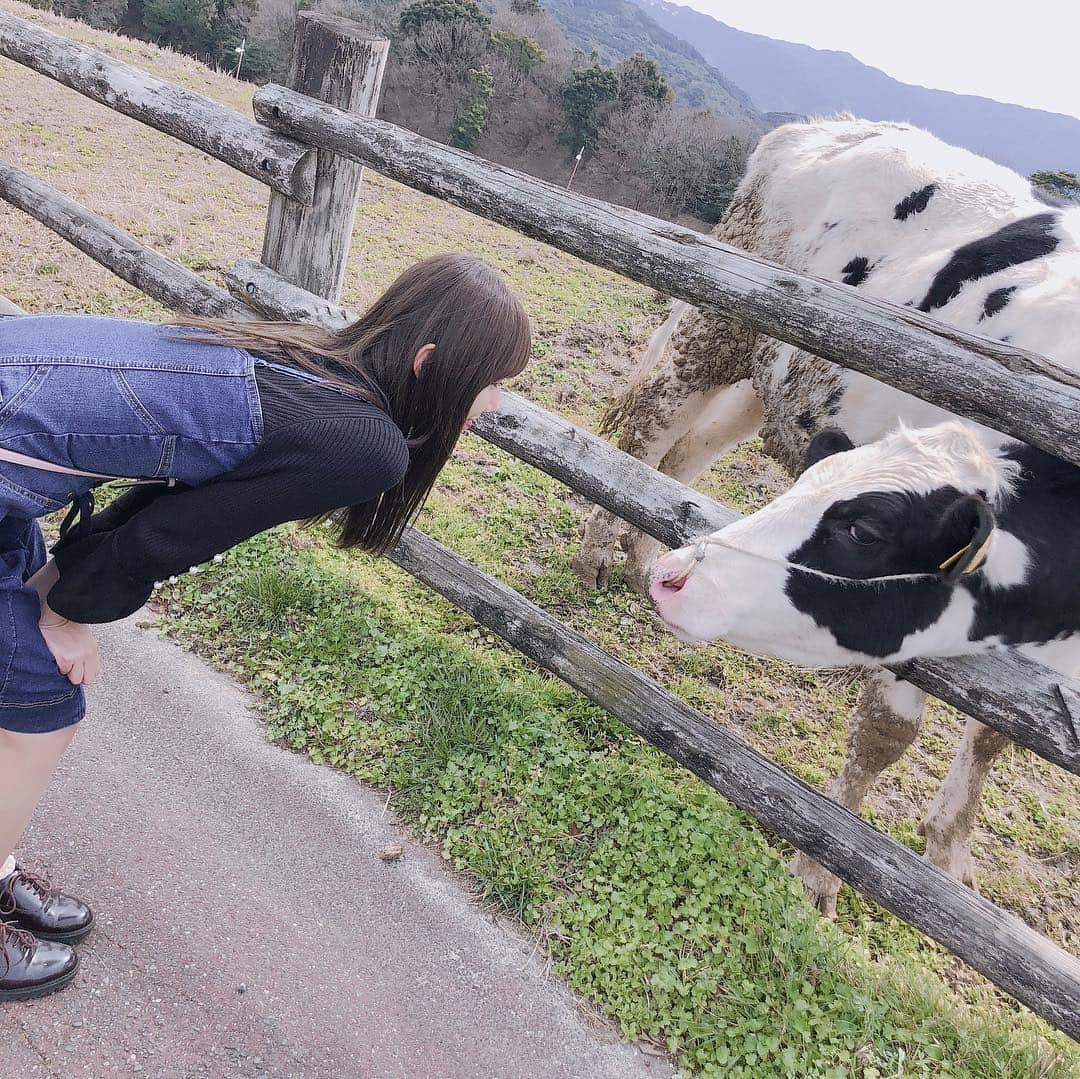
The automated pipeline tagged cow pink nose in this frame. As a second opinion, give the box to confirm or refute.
[649,560,692,596]
[659,572,689,592]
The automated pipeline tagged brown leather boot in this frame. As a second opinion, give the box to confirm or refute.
[0,921,78,1001]
[1,865,94,944]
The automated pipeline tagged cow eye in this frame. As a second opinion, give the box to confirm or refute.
[848,522,880,546]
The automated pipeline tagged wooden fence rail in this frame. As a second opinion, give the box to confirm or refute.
[0,162,252,318]
[7,216,1080,1031]
[390,527,1080,1040]
[0,12,315,203]
[226,258,1080,779]
[252,83,1080,473]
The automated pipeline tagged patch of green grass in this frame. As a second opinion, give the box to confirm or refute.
[154,529,1077,1078]
[233,563,315,632]
[18,120,62,144]
[176,252,220,274]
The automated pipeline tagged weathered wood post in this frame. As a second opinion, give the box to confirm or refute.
[260,13,388,303]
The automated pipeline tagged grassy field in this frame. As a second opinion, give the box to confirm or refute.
[1,4,1077,1074]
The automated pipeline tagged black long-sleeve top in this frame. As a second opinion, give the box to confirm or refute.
[46,360,410,624]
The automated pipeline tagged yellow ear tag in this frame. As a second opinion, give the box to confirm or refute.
[938,534,993,574]
[962,533,993,574]
[939,545,968,572]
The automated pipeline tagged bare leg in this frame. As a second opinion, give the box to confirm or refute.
[0,725,79,867]
[793,670,926,916]
[919,719,1009,889]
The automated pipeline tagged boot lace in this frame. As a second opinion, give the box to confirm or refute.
[0,866,55,917]
[0,919,38,976]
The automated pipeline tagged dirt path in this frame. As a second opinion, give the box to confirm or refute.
[1,613,671,1079]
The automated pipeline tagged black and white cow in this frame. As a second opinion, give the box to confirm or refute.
[650,422,1079,667]
[575,118,1080,913]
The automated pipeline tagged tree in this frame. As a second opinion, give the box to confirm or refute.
[451,65,494,149]
[510,0,544,13]
[398,18,490,129]
[239,0,308,83]
[1031,170,1080,202]
[205,0,258,67]
[638,109,750,221]
[616,53,671,111]
[142,0,214,53]
[399,0,490,36]
[490,30,545,91]
[561,62,618,145]
[51,0,128,30]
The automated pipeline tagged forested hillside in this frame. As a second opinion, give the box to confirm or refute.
[20,0,758,224]
[542,0,755,117]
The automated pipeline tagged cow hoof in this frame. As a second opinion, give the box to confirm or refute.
[923,841,979,890]
[571,545,614,590]
[919,817,979,889]
[790,853,841,918]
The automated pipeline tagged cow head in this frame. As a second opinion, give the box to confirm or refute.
[649,422,1018,666]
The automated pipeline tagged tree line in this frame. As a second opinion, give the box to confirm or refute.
[25,0,755,224]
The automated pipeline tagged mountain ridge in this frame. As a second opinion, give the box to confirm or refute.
[630,0,1080,174]
[542,0,760,121]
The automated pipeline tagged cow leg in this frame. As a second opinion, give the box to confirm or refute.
[792,669,926,917]
[918,719,1009,889]
[574,508,629,591]
[573,382,699,589]
[575,305,758,590]
[622,379,763,592]
[574,305,698,589]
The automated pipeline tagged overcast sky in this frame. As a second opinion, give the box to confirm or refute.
[681,1,1079,120]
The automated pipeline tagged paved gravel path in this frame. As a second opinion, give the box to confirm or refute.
[2,613,672,1079]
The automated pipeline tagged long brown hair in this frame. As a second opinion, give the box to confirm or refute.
[168,253,532,554]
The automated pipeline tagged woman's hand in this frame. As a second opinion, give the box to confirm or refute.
[29,558,101,685]
[38,618,101,686]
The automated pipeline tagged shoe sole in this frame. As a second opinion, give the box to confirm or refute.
[25,912,95,945]
[0,955,79,1002]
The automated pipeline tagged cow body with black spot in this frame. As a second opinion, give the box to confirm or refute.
[573,118,1080,913]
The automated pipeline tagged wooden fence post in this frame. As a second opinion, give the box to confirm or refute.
[260,13,388,303]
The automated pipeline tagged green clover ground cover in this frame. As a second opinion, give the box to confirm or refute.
[153,526,1077,1078]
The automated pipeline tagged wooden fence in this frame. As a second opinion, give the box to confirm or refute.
[1,8,1078,1040]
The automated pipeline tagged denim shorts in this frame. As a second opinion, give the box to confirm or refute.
[0,312,267,734]
[0,513,85,733]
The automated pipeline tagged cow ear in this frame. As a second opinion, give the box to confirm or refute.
[936,495,995,583]
[803,428,855,472]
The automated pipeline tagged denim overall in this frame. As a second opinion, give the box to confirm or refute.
[0,313,267,734]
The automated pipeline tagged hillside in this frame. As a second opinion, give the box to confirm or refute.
[18,0,754,224]
[634,0,1080,174]
[542,0,759,120]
